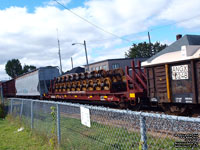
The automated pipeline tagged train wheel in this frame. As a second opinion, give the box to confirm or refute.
[95,87,101,90]
[122,76,126,83]
[161,104,188,116]
[103,77,111,90]
[76,88,81,91]
[87,80,94,91]
[118,96,129,109]
[130,97,142,111]
[98,70,107,78]
[113,68,124,76]
[95,79,102,90]
[119,102,129,109]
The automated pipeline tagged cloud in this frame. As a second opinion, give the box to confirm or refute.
[0,64,10,80]
[157,0,200,29]
[0,0,200,80]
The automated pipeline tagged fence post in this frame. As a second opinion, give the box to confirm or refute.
[57,104,61,145]
[20,100,24,118]
[11,99,13,114]
[31,101,34,129]
[140,115,147,150]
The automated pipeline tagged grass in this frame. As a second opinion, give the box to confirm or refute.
[0,116,52,150]
[12,111,195,150]
[4,100,200,150]
[59,116,200,150]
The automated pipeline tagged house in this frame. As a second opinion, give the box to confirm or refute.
[87,58,147,72]
[142,34,200,66]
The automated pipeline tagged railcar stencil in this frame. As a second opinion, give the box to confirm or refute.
[171,65,189,80]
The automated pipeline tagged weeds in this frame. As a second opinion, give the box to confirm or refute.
[49,106,57,149]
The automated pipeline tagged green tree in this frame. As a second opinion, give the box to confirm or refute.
[5,59,23,78]
[5,59,37,78]
[125,41,167,58]
[22,65,36,73]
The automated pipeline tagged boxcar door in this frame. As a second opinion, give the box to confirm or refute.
[170,63,193,104]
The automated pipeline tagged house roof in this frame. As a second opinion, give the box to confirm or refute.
[87,58,148,66]
[142,34,200,66]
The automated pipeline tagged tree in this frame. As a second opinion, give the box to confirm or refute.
[22,65,36,73]
[125,41,167,58]
[5,59,23,78]
[5,59,36,78]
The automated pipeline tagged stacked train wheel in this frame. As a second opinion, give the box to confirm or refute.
[54,68,127,93]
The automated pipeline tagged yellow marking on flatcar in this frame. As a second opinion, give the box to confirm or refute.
[104,96,108,98]
[130,93,135,98]
[89,96,93,98]
[74,95,77,98]
[165,64,171,102]
[64,95,67,98]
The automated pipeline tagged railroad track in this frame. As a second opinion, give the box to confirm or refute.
[49,98,200,117]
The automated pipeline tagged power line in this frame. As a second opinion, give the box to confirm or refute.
[54,0,200,43]
[54,0,132,42]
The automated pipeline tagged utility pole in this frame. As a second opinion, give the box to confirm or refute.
[57,29,63,75]
[148,31,152,56]
[72,40,89,72]
[71,57,73,69]
[83,40,89,72]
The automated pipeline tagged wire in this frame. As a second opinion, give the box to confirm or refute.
[54,0,132,42]
[115,14,200,42]
[54,0,200,43]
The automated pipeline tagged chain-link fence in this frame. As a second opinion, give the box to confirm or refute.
[7,98,200,150]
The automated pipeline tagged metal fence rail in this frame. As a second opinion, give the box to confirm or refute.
[8,98,200,150]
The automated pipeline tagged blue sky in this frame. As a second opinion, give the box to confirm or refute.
[0,0,85,12]
[0,0,200,80]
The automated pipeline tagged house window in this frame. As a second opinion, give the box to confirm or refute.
[103,65,107,70]
[95,66,99,71]
[112,63,120,69]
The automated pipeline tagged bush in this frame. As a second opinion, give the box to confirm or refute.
[0,103,5,118]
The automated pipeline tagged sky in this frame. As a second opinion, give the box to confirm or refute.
[0,0,200,80]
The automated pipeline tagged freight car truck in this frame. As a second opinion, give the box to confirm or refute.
[16,66,59,98]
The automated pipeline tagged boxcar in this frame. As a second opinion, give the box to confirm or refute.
[143,47,200,114]
[1,79,16,97]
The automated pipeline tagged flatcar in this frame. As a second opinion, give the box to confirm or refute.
[45,61,147,110]
[2,35,200,115]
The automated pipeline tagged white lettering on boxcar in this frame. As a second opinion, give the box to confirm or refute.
[171,65,188,80]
